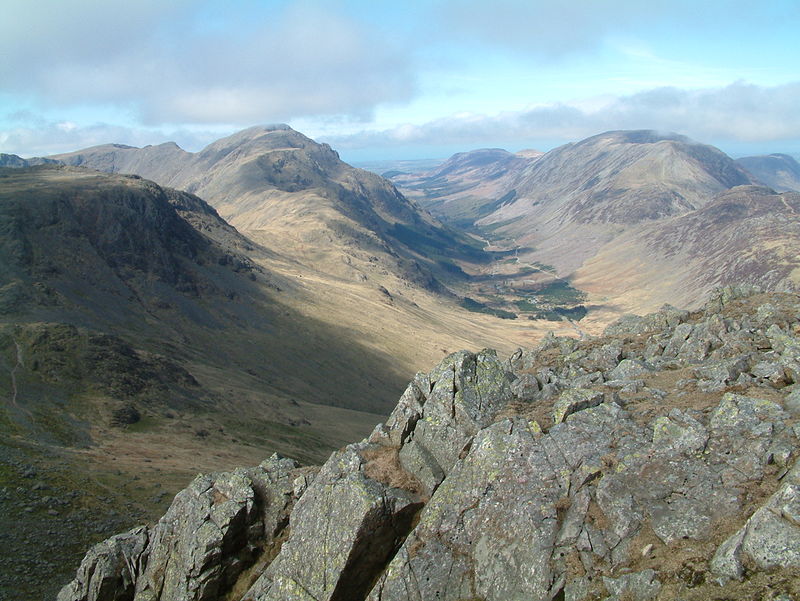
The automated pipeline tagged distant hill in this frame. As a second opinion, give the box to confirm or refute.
[737,153,800,191]
[478,130,755,273]
[388,148,540,228]
[0,152,60,168]
[391,130,799,321]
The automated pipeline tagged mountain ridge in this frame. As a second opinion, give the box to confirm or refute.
[477,129,755,272]
[52,125,486,294]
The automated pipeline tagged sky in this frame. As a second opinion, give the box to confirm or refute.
[1,0,799,162]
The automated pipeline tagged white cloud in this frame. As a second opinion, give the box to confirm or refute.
[326,81,800,152]
[0,1,415,125]
[0,117,223,157]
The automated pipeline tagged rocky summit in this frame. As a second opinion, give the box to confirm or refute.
[59,286,800,601]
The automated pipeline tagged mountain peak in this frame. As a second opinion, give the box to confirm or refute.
[197,124,322,161]
[582,129,694,146]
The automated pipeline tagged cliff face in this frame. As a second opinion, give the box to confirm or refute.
[59,286,800,601]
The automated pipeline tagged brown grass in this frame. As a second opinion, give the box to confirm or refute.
[586,500,610,531]
[362,445,426,497]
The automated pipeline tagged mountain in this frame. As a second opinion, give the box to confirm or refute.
[573,185,800,313]
[737,153,800,191]
[0,152,60,168]
[389,147,541,228]
[52,125,486,290]
[478,130,755,273]
[0,165,408,414]
[0,165,424,598]
[389,131,780,325]
[58,285,800,601]
[2,153,565,598]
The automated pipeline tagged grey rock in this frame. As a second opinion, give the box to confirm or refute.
[602,569,661,601]
[539,381,563,400]
[651,410,708,455]
[709,393,787,432]
[59,456,300,601]
[662,322,694,358]
[603,305,688,337]
[510,372,540,400]
[712,459,800,582]
[785,387,800,415]
[586,340,624,370]
[693,354,751,388]
[678,326,719,362]
[604,378,645,393]
[397,439,444,496]
[57,527,149,601]
[608,359,652,381]
[702,284,763,314]
[246,445,422,601]
[392,350,516,492]
[752,360,789,386]
[368,419,565,601]
[382,373,428,446]
[553,388,604,423]
[134,457,297,601]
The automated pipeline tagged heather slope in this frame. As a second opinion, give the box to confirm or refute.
[573,185,800,314]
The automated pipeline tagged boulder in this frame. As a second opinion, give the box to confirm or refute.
[390,350,515,493]
[58,455,302,601]
[57,527,149,601]
[608,358,652,381]
[552,388,604,423]
[244,445,422,601]
[712,460,800,582]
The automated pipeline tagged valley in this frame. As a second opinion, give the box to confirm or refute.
[2,126,799,598]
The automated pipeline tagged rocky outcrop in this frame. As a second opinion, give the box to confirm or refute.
[58,455,309,601]
[241,445,422,601]
[61,287,800,601]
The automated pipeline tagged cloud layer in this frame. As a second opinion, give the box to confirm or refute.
[2,1,798,158]
[0,114,222,157]
[327,82,800,151]
[1,1,414,125]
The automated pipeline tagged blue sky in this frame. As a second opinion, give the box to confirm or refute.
[1,0,799,161]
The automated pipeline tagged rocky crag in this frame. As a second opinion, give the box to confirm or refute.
[60,286,800,601]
